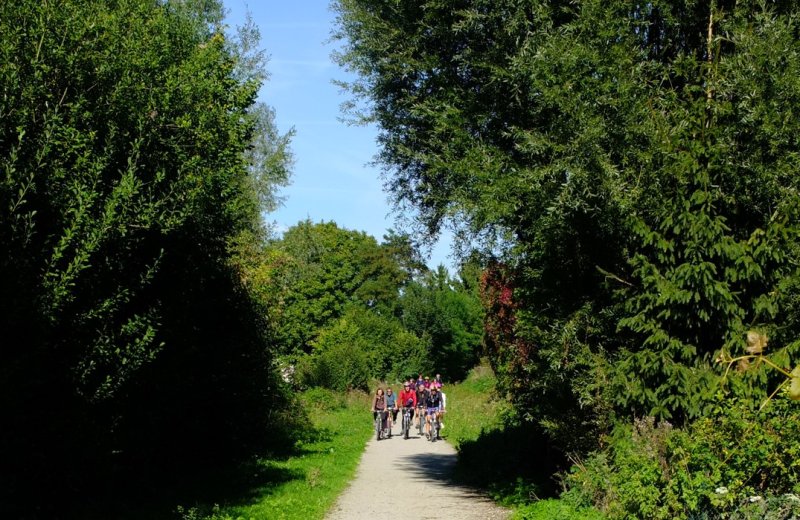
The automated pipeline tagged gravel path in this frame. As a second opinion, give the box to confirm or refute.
[325,419,510,520]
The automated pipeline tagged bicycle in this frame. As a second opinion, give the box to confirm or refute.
[416,406,425,436]
[401,406,413,439]
[386,406,396,438]
[426,409,441,442]
[374,409,388,441]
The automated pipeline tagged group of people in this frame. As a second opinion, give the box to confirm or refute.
[371,374,446,439]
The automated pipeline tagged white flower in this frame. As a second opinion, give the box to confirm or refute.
[715,487,729,495]
[748,496,762,503]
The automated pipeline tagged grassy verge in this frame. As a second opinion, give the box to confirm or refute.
[180,387,372,520]
[444,362,510,451]
[445,362,570,513]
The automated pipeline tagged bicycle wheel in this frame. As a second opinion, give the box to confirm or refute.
[376,416,382,441]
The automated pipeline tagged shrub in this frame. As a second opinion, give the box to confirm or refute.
[562,398,800,519]
[563,418,674,519]
[294,309,434,389]
[666,397,800,515]
[729,494,800,519]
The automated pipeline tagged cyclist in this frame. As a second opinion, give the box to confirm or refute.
[423,375,432,389]
[385,387,398,436]
[371,387,388,434]
[425,386,443,439]
[398,382,417,425]
[415,382,428,431]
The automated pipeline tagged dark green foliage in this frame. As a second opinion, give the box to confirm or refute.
[334,0,800,442]
[333,0,800,513]
[0,0,292,516]
[610,5,800,420]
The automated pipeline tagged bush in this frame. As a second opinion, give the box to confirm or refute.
[729,494,800,519]
[315,341,371,391]
[563,418,673,519]
[381,329,432,382]
[294,309,434,389]
[562,398,800,519]
[666,397,800,516]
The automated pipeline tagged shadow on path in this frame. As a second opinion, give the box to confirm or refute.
[453,422,567,503]
[396,451,457,482]
[325,431,509,520]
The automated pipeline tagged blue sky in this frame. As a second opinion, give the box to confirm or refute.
[223,0,454,270]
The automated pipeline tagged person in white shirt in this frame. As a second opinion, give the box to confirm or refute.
[439,387,446,435]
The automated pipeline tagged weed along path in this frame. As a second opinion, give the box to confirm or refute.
[325,425,509,520]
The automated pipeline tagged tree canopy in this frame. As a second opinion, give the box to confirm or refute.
[334,0,800,446]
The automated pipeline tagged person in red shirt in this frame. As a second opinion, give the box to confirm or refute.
[399,382,417,421]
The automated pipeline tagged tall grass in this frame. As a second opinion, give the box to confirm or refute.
[444,361,510,450]
[445,362,568,509]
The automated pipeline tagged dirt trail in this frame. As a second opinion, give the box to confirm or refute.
[325,420,509,520]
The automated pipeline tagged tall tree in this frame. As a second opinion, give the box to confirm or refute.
[399,265,484,380]
[0,0,292,514]
[267,220,408,356]
[334,0,800,450]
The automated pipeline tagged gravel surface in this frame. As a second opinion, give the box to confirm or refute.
[325,419,510,520]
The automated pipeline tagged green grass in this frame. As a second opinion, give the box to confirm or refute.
[180,388,372,520]
[445,362,568,508]
[444,361,510,450]
[443,364,608,518]
[510,499,607,520]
